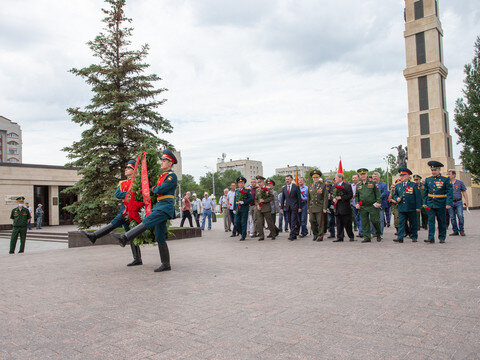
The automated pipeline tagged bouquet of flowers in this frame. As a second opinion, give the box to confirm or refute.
[257,187,270,209]
[333,185,344,211]
[237,190,248,211]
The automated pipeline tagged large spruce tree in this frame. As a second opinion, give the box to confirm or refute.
[454,36,480,182]
[63,0,172,229]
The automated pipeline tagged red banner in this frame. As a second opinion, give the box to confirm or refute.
[141,152,152,216]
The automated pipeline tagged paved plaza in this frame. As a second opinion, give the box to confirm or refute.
[1,212,479,360]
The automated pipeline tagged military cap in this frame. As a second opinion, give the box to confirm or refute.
[266,178,275,186]
[126,160,136,169]
[413,174,422,180]
[398,167,412,175]
[325,177,332,182]
[16,196,25,201]
[310,169,322,178]
[236,176,247,183]
[160,149,177,164]
[256,175,265,181]
[427,160,443,169]
[357,168,368,175]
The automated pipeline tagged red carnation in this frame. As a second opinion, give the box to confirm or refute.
[335,185,344,190]
[425,206,431,211]
[239,190,247,194]
[358,202,363,206]
[262,187,269,192]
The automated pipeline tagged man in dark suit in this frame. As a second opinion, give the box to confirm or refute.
[332,173,355,242]
[280,175,302,240]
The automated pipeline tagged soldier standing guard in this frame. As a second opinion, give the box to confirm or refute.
[393,168,421,243]
[423,161,453,244]
[9,197,31,254]
[254,176,276,241]
[355,168,382,243]
[82,160,144,266]
[307,170,328,242]
[116,149,178,272]
[233,177,253,241]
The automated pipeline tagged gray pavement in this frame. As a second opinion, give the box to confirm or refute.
[1,211,479,359]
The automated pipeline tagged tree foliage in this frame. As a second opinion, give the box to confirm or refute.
[63,0,172,228]
[454,36,480,182]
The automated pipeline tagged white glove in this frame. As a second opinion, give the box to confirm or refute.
[239,201,244,204]
[233,210,237,215]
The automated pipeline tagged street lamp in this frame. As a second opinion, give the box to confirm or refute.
[383,156,390,186]
[204,166,215,200]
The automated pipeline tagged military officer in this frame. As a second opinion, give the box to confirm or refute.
[423,161,453,244]
[233,176,253,241]
[413,174,428,230]
[355,168,382,243]
[307,169,328,242]
[116,149,177,272]
[254,176,276,241]
[393,168,422,243]
[82,160,144,266]
[9,197,31,254]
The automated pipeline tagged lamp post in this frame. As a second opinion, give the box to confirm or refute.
[383,156,390,186]
[204,166,215,200]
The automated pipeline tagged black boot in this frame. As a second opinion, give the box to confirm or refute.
[114,223,147,247]
[154,242,171,272]
[81,223,115,245]
[127,241,143,266]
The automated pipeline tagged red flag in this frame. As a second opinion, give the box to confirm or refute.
[295,170,299,185]
[338,159,344,175]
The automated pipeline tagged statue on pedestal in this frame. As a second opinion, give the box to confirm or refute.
[392,145,408,168]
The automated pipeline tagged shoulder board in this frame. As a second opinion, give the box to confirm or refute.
[426,176,433,179]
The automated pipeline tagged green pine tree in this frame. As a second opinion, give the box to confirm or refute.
[454,36,480,182]
[63,0,172,229]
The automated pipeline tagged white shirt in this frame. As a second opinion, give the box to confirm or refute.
[227,190,236,210]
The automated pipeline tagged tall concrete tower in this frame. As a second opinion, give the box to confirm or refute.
[403,0,454,177]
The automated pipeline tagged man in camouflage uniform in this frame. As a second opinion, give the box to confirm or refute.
[355,168,382,243]
[307,170,328,242]
[9,197,31,254]
[254,176,276,240]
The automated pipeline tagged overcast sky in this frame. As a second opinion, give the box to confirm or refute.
[0,0,479,179]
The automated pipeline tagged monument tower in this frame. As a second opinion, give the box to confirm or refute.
[403,0,454,177]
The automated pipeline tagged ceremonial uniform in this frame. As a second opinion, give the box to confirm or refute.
[355,169,382,242]
[254,184,276,240]
[393,169,422,243]
[234,177,253,240]
[9,200,31,254]
[307,170,328,241]
[423,162,453,243]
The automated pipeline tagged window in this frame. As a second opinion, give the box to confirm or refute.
[7,133,19,139]
[8,148,18,154]
[8,158,19,163]
[438,33,443,62]
[414,0,424,20]
[444,113,448,133]
[416,32,426,64]
[435,0,439,17]
[447,138,451,158]
[421,138,431,158]
[418,76,429,111]
[7,141,19,146]
[420,113,430,135]
[441,76,446,110]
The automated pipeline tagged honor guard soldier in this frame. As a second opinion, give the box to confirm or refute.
[233,176,253,241]
[82,160,144,266]
[393,168,422,243]
[116,149,178,272]
[423,161,453,244]
[307,170,328,242]
[413,174,428,230]
[254,176,276,240]
[355,168,382,243]
[9,197,31,254]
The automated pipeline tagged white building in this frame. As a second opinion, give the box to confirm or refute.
[275,164,313,178]
[217,157,263,181]
[0,116,22,164]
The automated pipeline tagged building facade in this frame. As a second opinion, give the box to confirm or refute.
[216,158,263,181]
[0,163,81,228]
[0,115,22,164]
[275,164,313,179]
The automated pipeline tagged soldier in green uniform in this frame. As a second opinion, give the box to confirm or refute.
[392,168,422,243]
[423,161,453,244]
[413,174,428,230]
[234,176,253,241]
[254,176,276,241]
[307,169,328,242]
[354,168,382,243]
[9,197,31,254]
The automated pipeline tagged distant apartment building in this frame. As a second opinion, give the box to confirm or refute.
[216,157,263,180]
[0,116,22,164]
[275,164,313,178]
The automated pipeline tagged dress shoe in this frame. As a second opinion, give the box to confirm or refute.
[258,237,264,241]
[412,239,418,243]
[271,236,275,240]
[460,232,465,236]
[299,234,306,238]
[316,238,323,242]
[267,234,273,238]
[312,236,317,241]
[397,239,403,243]
[333,239,344,242]
[361,239,371,243]
[239,237,245,241]
[288,236,296,241]
[230,233,237,237]
[424,239,434,243]
[393,238,400,242]
[450,232,459,236]
[439,239,445,244]
[387,224,390,227]
[376,237,382,242]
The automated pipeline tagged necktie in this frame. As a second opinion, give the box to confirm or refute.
[288,185,291,195]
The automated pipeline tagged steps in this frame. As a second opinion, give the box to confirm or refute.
[0,230,68,243]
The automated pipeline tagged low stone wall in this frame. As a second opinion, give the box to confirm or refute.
[68,227,202,248]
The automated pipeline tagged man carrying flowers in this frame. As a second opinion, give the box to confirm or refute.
[234,176,253,241]
[254,176,276,241]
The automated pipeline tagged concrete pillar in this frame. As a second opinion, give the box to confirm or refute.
[49,185,59,226]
